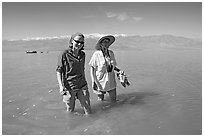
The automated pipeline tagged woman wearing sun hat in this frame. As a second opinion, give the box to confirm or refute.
[89,35,119,102]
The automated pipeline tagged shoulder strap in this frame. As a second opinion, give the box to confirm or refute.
[101,50,108,68]
[101,49,113,72]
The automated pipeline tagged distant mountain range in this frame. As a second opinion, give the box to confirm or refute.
[2,34,202,52]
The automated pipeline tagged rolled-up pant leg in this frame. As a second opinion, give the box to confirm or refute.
[63,91,76,112]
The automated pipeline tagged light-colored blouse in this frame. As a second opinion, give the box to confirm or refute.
[89,50,117,91]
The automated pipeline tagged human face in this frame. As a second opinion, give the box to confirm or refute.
[72,36,84,50]
[101,39,110,49]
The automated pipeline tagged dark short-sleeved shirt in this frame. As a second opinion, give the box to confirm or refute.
[56,49,87,91]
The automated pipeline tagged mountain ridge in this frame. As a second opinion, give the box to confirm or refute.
[2,34,202,52]
[3,33,130,41]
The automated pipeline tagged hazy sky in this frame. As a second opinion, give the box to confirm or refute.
[2,2,202,40]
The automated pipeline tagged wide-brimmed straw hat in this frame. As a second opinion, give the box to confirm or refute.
[95,35,115,50]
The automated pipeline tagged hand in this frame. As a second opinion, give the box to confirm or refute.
[92,82,102,91]
[96,83,103,91]
[92,82,103,95]
[59,86,67,95]
[92,82,96,90]
[119,70,124,75]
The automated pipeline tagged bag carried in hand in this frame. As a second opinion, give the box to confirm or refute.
[116,71,130,87]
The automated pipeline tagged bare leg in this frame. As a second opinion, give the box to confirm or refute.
[107,88,117,103]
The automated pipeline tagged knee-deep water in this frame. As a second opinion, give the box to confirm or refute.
[2,47,202,135]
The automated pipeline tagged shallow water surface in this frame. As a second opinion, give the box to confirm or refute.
[2,48,202,134]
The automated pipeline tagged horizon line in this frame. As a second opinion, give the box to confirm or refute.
[2,33,201,41]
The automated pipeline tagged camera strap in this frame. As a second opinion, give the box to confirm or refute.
[101,49,112,72]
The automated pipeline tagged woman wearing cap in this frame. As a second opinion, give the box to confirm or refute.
[56,32,91,115]
[89,35,120,103]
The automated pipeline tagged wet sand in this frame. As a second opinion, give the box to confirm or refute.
[2,47,202,134]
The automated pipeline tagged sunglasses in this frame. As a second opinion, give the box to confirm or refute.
[73,39,84,44]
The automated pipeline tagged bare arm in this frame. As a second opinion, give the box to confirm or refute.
[90,66,102,90]
[114,66,120,72]
[56,71,65,95]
